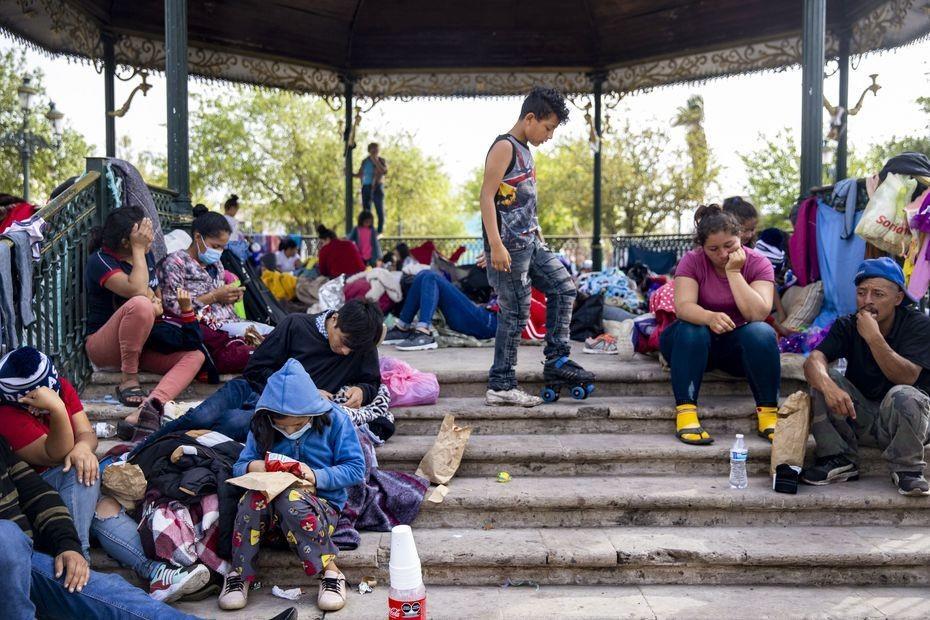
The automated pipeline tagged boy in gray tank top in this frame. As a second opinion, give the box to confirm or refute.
[479,87,595,407]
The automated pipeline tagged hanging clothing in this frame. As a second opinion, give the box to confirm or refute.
[830,178,862,239]
[812,201,866,329]
[1,231,35,328]
[105,159,168,263]
[0,202,35,235]
[3,214,46,260]
[0,242,19,351]
[907,233,930,300]
[788,197,820,286]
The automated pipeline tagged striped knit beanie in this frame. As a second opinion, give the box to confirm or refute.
[0,347,61,404]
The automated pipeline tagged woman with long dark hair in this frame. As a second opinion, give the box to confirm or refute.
[660,204,780,445]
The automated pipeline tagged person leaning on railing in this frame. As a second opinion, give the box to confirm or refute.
[83,206,205,438]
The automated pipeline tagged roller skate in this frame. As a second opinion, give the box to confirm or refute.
[540,356,596,402]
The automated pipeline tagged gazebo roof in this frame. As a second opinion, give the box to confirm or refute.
[2,0,929,97]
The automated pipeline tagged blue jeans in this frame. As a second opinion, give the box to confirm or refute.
[134,378,259,448]
[0,520,199,620]
[399,270,497,339]
[486,237,576,391]
[361,184,385,233]
[41,466,159,580]
[659,320,781,407]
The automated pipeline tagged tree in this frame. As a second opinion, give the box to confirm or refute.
[672,95,720,228]
[0,51,91,203]
[738,129,802,229]
[859,96,930,174]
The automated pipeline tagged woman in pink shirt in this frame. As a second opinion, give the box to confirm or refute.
[660,205,780,446]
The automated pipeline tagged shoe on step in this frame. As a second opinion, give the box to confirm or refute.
[218,571,249,610]
[396,331,438,351]
[892,471,930,496]
[583,334,618,355]
[486,388,543,408]
[267,608,298,620]
[383,326,412,345]
[149,563,210,603]
[317,570,347,612]
[800,455,859,485]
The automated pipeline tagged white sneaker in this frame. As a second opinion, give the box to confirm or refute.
[149,563,210,603]
[486,388,544,408]
[317,570,347,611]
[217,572,248,610]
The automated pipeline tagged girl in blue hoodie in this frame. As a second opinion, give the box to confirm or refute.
[220,359,365,613]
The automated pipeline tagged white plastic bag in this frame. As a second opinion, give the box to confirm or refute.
[855,173,916,256]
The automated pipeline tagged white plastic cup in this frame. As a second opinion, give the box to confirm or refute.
[389,524,423,591]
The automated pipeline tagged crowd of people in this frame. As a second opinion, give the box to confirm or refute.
[0,86,928,619]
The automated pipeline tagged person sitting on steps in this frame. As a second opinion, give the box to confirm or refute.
[133,299,386,448]
[218,359,364,613]
[802,258,930,496]
[83,206,205,440]
[660,204,780,446]
[0,347,211,602]
[159,204,274,339]
[316,223,366,279]
[384,266,498,351]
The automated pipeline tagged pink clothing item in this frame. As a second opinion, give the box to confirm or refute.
[908,234,930,300]
[788,197,820,286]
[357,226,373,261]
[675,247,775,327]
[85,296,204,403]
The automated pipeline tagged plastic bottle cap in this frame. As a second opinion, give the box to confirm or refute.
[389,525,424,590]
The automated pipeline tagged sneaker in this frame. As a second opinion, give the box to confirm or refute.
[396,331,438,351]
[383,326,412,345]
[486,388,543,408]
[583,334,618,355]
[317,570,347,612]
[149,563,210,603]
[892,471,930,496]
[218,572,249,610]
[800,455,859,485]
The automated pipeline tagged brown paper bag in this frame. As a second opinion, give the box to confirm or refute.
[770,391,811,474]
[415,414,471,484]
[227,471,315,502]
[102,462,147,510]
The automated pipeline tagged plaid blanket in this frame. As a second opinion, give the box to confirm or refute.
[142,492,230,575]
[333,427,429,549]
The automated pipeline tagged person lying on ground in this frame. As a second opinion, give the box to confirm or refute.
[218,359,364,613]
[0,347,211,603]
[158,204,273,339]
[316,223,366,279]
[83,206,205,436]
[661,204,780,446]
[134,299,386,446]
[383,269,497,351]
[802,258,930,496]
[0,436,297,620]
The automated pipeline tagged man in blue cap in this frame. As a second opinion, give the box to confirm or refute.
[802,257,930,495]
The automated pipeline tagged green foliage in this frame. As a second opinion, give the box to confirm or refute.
[0,51,91,203]
[738,128,802,230]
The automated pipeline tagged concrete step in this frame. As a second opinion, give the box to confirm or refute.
[170,584,930,619]
[374,432,884,477]
[84,395,775,437]
[81,372,231,401]
[93,525,930,587]
[412,474,930,528]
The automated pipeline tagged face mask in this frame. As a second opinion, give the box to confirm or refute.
[197,235,223,265]
[273,421,313,441]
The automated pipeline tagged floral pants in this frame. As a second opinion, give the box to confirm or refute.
[230,487,339,581]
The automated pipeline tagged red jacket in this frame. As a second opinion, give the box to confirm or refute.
[318,238,366,278]
[0,202,35,234]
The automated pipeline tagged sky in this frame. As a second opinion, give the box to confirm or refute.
[3,35,929,206]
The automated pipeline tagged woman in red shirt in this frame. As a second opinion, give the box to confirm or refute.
[316,224,365,278]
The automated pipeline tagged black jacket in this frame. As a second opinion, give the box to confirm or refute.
[130,430,243,559]
[242,312,381,404]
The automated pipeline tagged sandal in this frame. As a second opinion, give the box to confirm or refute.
[676,426,715,446]
[757,408,777,443]
[115,384,149,407]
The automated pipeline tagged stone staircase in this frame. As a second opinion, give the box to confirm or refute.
[81,345,930,619]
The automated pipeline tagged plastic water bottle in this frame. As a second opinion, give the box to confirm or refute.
[94,422,116,439]
[729,434,748,489]
[388,525,427,619]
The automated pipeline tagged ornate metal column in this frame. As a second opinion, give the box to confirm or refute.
[165,0,191,210]
[591,73,605,271]
[102,34,116,158]
[835,28,851,182]
[800,0,826,195]
[343,77,355,235]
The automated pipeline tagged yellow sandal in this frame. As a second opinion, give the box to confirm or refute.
[676,405,714,445]
[757,406,777,442]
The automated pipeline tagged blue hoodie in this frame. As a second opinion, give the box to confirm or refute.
[232,359,365,511]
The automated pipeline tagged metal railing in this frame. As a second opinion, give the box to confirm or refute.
[10,171,101,390]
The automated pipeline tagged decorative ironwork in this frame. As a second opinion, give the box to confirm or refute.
[108,70,152,118]
[13,171,101,390]
[148,184,191,233]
